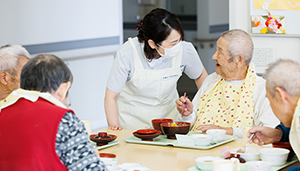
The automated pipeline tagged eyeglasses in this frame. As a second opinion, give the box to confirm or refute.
[66,91,71,108]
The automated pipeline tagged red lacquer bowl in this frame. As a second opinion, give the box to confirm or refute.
[151,118,173,133]
[99,153,116,158]
[136,129,157,135]
[160,122,190,139]
[90,134,117,146]
[133,130,161,141]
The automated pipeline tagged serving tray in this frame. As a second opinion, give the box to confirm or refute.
[90,140,119,150]
[188,156,299,171]
[124,132,237,150]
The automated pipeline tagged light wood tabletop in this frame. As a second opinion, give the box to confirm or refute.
[93,128,270,171]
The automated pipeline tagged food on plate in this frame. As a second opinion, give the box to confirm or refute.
[170,122,188,127]
[237,150,245,153]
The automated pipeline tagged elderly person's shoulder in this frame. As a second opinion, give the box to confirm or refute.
[205,72,222,83]
[196,72,222,92]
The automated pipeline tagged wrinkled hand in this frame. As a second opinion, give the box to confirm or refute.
[247,126,282,146]
[109,125,122,130]
[196,124,221,132]
[176,96,193,116]
[196,124,233,135]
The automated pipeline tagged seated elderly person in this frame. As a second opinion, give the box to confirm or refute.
[0,54,107,170]
[0,44,30,100]
[248,59,300,161]
[176,29,279,138]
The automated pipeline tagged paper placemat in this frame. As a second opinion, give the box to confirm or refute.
[188,156,299,171]
[124,132,237,150]
[90,140,119,150]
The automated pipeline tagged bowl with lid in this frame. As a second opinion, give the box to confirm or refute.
[90,132,117,146]
[133,129,161,141]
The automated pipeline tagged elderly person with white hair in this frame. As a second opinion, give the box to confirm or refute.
[0,44,30,100]
[248,59,300,162]
[176,29,280,138]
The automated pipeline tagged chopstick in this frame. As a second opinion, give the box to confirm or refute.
[181,92,187,115]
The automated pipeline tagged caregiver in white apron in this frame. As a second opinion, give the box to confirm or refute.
[104,8,207,130]
[116,37,183,130]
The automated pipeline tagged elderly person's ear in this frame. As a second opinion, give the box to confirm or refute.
[53,81,71,102]
[236,55,245,66]
[0,71,9,85]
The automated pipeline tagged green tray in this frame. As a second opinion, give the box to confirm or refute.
[124,132,237,150]
[188,156,299,171]
[90,140,119,150]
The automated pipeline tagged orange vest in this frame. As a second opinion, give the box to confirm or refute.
[0,98,74,171]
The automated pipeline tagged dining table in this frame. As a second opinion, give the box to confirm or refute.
[93,128,299,171]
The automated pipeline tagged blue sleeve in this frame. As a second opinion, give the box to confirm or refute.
[276,123,290,142]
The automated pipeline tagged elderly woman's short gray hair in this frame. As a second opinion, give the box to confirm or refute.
[264,59,300,97]
[0,44,31,76]
[221,29,254,66]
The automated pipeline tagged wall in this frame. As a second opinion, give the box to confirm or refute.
[0,0,123,130]
[229,0,300,74]
[196,0,229,74]
[170,0,197,15]
[66,54,115,130]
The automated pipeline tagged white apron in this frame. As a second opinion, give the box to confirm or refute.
[117,38,182,130]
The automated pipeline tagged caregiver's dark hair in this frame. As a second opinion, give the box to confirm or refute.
[20,54,73,93]
[137,8,184,60]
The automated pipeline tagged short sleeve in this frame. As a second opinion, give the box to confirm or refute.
[181,42,204,79]
[56,112,108,171]
[106,42,133,93]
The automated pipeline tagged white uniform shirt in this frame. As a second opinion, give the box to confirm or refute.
[179,72,280,138]
[107,37,204,93]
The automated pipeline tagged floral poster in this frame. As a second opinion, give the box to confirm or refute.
[254,0,300,10]
[251,15,286,34]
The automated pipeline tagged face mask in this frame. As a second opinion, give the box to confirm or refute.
[156,41,182,58]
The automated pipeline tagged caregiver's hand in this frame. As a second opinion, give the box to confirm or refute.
[247,126,282,146]
[109,125,122,130]
[176,96,193,116]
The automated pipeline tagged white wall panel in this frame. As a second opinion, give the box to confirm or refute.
[0,0,121,45]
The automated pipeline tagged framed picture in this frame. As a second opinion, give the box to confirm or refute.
[251,15,286,34]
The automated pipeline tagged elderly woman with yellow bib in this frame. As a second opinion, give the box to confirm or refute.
[105,8,208,130]
[176,29,279,138]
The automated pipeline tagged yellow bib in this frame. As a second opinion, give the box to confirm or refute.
[192,65,256,131]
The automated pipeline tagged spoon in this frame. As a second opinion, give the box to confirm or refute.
[237,133,255,153]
